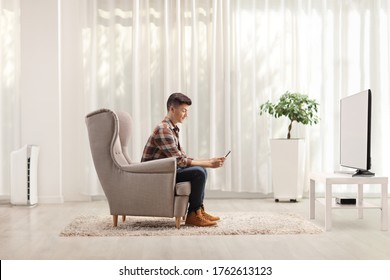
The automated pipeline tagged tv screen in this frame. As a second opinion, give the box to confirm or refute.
[339,89,374,176]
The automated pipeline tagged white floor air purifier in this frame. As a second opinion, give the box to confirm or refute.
[10,145,40,206]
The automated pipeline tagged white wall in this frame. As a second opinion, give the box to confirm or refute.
[20,0,63,203]
[18,0,90,203]
[60,0,91,201]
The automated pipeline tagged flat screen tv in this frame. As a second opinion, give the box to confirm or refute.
[339,89,374,176]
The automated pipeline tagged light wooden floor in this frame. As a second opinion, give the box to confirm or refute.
[1,198,390,260]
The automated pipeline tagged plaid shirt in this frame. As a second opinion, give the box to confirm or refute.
[141,117,192,168]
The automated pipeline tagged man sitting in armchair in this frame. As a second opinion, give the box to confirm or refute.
[141,93,226,227]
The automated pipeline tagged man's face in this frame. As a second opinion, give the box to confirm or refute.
[170,104,189,124]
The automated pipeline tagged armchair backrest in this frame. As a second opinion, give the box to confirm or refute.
[116,111,133,164]
[85,109,131,190]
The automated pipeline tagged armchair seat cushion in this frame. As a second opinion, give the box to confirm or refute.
[175,182,191,196]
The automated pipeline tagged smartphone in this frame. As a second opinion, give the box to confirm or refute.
[225,150,231,158]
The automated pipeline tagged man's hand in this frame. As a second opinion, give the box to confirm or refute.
[209,157,226,168]
[190,157,226,168]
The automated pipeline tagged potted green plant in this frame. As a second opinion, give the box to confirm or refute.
[259,91,320,202]
[259,91,320,139]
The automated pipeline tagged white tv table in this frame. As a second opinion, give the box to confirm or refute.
[309,172,388,231]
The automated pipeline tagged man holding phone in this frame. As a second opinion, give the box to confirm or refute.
[141,93,227,227]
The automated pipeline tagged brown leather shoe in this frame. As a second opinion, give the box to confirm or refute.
[201,209,220,221]
[201,207,220,221]
[185,209,217,227]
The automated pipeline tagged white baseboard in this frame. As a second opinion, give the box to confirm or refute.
[206,190,272,199]
[1,195,64,205]
[0,195,11,205]
[38,195,64,204]
[0,194,10,200]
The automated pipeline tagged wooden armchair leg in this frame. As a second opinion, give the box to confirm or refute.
[122,215,126,222]
[175,217,181,229]
[113,215,118,227]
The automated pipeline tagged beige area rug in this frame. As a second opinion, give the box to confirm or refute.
[60,212,323,237]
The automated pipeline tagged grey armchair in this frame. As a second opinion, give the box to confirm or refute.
[85,109,191,229]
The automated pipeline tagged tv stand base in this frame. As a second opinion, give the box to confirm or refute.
[353,169,375,177]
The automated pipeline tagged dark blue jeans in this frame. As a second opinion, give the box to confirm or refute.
[176,166,207,214]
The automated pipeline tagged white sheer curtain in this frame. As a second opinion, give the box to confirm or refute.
[83,0,390,194]
[81,0,390,195]
[2,0,389,199]
[0,0,19,197]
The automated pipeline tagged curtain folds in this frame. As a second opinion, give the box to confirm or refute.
[2,1,389,197]
[81,0,390,195]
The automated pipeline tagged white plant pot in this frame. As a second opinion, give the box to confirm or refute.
[270,139,305,202]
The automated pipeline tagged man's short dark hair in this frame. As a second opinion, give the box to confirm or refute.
[166,93,192,112]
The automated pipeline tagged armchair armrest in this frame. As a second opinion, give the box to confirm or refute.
[121,157,176,173]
